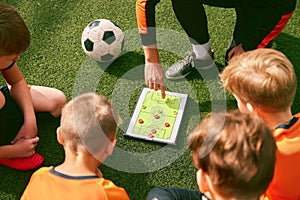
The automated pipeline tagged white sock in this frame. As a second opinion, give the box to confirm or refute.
[192,40,211,60]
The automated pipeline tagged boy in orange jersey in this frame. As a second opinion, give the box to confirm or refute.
[21,93,130,200]
[220,48,300,199]
[0,2,66,171]
[147,110,276,200]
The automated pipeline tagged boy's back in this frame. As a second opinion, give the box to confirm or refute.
[220,48,300,199]
[21,93,130,200]
[21,167,128,200]
[262,113,300,199]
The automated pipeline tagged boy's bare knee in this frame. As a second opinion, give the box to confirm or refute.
[50,91,66,117]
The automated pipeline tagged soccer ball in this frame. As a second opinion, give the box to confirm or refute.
[81,19,124,63]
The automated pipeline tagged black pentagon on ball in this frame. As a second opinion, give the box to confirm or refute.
[89,20,100,29]
[103,31,115,45]
[84,39,94,51]
[101,54,114,62]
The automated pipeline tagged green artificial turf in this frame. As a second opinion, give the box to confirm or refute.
[0,0,299,199]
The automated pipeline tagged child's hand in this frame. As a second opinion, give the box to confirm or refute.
[11,137,39,158]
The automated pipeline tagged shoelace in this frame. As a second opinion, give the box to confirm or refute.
[174,53,194,71]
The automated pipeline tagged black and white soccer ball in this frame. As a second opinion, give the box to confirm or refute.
[81,19,124,63]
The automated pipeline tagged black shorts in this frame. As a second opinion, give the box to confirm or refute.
[0,86,24,145]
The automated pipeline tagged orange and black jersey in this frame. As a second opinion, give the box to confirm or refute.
[261,113,300,200]
[21,167,130,200]
[136,0,160,46]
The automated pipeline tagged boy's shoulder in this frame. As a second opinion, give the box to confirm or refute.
[97,178,130,200]
[273,113,300,151]
[26,167,130,199]
[274,113,300,132]
[31,166,53,177]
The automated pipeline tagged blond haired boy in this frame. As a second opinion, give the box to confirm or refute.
[147,110,276,200]
[21,93,130,200]
[220,48,300,199]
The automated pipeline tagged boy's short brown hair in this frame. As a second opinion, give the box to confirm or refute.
[220,48,296,112]
[60,93,120,155]
[189,110,276,199]
[0,3,30,55]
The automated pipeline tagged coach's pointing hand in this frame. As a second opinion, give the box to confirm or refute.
[145,62,165,99]
[143,45,166,99]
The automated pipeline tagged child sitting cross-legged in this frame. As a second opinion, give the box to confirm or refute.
[0,2,66,171]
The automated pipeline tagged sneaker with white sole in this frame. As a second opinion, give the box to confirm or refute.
[165,51,214,80]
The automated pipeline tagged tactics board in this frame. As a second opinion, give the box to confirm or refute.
[125,88,188,145]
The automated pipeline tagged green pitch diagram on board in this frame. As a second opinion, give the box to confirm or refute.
[125,88,188,145]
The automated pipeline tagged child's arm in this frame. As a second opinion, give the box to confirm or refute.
[1,62,37,141]
[0,92,5,109]
[0,137,39,158]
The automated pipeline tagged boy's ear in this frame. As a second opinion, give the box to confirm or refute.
[106,138,116,156]
[196,169,212,199]
[56,127,64,145]
[246,102,255,112]
[196,169,209,193]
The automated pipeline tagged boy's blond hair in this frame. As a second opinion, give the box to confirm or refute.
[60,92,120,155]
[0,3,30,55]
[189,110,276,199]
[220,48,296,112]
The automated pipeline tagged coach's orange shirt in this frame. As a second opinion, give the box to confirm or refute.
[21,167,130,200]
[261,113,300,200]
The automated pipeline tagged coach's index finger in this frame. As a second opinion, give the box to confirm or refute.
[160,85,166,99]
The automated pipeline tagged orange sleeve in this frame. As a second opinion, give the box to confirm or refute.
[263,116,300,199]
[21,167,53,200]
[136,0,160,45]
[136,0,148,34]
[99,179,130,200]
